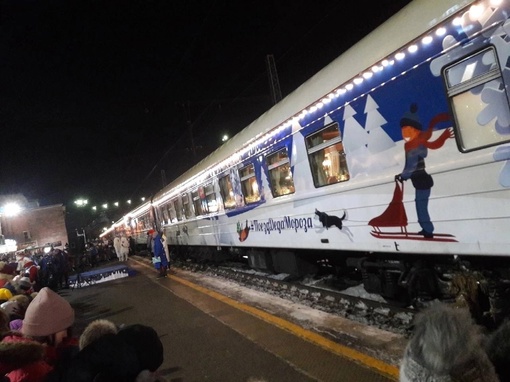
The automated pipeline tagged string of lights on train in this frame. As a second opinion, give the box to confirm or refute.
[106,0,501,234]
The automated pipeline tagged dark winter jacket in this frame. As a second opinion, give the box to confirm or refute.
[45,324,164,382]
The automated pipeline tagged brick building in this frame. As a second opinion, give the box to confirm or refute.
[0,194,68,252]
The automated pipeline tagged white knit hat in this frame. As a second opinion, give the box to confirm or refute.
[21,287,74,337]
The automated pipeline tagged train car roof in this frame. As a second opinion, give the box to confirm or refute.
[155,0,475,198]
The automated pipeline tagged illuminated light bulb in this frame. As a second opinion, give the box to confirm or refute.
[469,4,484,20]
[395,52,405,60]
[408,44,418,53]
[353,77,363,84]
[363,71,373,79]
[336,88,346,95]
[422,35,433,44]
[435,27,446,36]
[345,83,354,91]
[452,17,462,26]
[316,101,324,109]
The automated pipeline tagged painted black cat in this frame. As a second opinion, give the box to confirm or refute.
[315,209,346,230]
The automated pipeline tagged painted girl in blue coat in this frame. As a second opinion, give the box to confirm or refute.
[396,104,453,238]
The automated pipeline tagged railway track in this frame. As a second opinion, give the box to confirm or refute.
[174,260,416,336]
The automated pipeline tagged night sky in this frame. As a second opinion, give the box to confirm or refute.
[1,0,411,215]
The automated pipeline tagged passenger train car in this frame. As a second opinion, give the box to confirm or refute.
[103,0,510,322]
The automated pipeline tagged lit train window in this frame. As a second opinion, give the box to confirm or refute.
[219,175,236,210]
[167,202,177,223]
[161,206,169,224]
[182,193,193,219]
[192,188,206,216]
[204,184,218,213]
[266,148,295,197]
[173,198,183,221]
[444,47,510,152]
[305,122,349,187]
[239,164,261,204]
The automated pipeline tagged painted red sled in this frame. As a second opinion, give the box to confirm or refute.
[368,180,457,242]
[369,179,408,233]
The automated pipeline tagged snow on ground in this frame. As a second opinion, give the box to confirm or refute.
[179,267,408,366]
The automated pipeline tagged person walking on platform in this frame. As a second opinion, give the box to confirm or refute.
[150,230,168,278]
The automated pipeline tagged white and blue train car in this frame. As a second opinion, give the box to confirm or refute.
[106,0,510,317]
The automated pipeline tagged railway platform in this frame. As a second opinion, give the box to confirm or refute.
[59,256,406,381]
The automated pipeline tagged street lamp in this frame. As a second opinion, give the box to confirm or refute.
[2,202,22,217]
[74,199,88,207]
[0,202,22,248]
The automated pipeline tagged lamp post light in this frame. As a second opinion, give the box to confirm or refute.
[74,199,88,207]
[1,202,22,235]
[0,202,22,237]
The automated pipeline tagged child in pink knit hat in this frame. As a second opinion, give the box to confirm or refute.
[1,287,79,381]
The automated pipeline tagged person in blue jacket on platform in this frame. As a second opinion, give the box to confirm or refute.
[150,230,168,278]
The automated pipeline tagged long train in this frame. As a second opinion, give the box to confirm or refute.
[102,0,510,324]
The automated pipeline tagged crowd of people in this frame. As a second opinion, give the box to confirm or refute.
[0,286,167,381]
[1,240,170,381]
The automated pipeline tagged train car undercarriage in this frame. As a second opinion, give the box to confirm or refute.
[171,244,510,328]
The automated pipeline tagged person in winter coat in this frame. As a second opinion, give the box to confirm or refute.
[0,331,53,382]
[399,301,499,382]
[485,319,510,382]
[113,237,122,261]
[78,319,118,350]
[0,308,9,335]
[151,230,168,279]
[119,236,130,262]
[1,287,78,381]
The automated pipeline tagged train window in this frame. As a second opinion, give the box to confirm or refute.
[161,206,169,224]
[219,175,236,209]
[204,184,218,213]
[445,47,510,151]
[305,122,349,187]
[173,198,183,221]
[167,202,177,223]
[192,188,206,216]
[266,148,295,197]
[182,193,193,219]
[239,164,261,204]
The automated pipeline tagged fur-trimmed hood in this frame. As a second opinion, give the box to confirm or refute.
[0,332,46,374]
[399,302,498,382]
[79,319,118,350]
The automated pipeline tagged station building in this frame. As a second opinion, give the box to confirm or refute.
[0,194,68,253]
